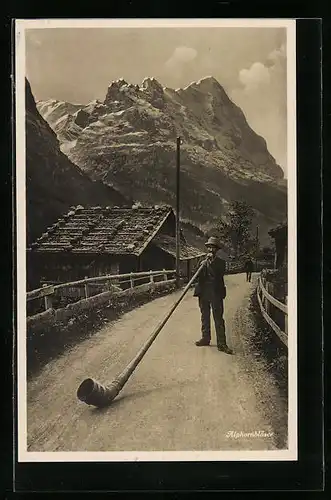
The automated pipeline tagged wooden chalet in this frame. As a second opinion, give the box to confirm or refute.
[27,205,206,288]
[268,222,287,269]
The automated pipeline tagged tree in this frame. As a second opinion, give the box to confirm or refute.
[242,237,257,255]
[217,200,254,257]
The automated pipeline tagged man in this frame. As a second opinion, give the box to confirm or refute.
[244,256,254,282]
[193,236,233,354]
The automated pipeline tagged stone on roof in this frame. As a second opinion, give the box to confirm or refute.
[28,205,172,255]
[152,234,206,261]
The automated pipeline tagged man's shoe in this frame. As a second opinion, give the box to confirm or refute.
[195,338,210,346]
[218,344,233,354]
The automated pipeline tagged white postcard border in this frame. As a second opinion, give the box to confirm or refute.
[16,18,297,463]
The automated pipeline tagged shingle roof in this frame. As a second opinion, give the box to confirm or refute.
[28,205,174,255]
[153,234,206,260]
[268,222,287,238]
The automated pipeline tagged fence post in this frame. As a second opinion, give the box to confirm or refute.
[43,284,53,310]
[262,281,266,309]
[130,273,134,288]
[149,270,154,283]
[84,277,89,299]
[163,268,167,281]
[265,282,270,314]
[285,295,288,335]
[269,282,275,317]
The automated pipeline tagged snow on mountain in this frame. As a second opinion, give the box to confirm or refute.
[36,99,83,127]
[26,79,129,250]
[36,76,286,243]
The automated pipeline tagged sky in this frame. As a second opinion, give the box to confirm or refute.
[25,26,288,175]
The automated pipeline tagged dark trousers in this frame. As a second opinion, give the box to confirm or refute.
[198,295,226,347]
[246,271,252,282]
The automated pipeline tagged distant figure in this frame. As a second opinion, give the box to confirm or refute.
[244,257,254,282]
[193,236,233,355]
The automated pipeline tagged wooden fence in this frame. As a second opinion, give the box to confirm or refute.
[226,261,243,274]
[27,269,176,317]
[27,260,246,317]
[256,274,288,347]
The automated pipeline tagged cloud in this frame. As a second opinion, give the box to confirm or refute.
[267,43,286,64]
[230,44,287,175]
[239,62,271,91]
[165,46,198,69]
[238,44,285,93]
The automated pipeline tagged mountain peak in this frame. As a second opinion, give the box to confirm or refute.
[108,78,128,89]
[104,78,135,106]
[36,98,59,105]
[139,77,165,109]
[141,77,163,92]
[177,76,222,92]
[196,76,219,84]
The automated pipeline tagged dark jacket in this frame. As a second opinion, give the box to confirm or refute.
[244,259,254,272]
[193,255,227,299]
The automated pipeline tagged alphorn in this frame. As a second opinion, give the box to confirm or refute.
[76,256,209,408]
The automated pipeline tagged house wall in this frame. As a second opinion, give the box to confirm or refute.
[118,255,139,274]
[158,211,186,243]
[274,235,287,269]
[140,245,174,272]
[28,252,121,288]
[140,244,200,280]
[159,211,176,237]
[28,246,179,290]
[269,226,287,270]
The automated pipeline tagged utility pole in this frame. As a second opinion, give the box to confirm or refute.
[175,136,181,286]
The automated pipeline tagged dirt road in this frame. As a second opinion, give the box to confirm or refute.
[27,273,287,452]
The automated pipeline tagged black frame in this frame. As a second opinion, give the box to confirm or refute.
[5,12,324,494]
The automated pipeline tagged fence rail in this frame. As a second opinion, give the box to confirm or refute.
[27,269,176,315]
[256,274,288,347]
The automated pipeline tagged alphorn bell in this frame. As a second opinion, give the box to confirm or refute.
[76,256,210,408]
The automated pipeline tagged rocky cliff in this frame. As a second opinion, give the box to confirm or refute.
[36,76,287,244]
[26,79,128,245]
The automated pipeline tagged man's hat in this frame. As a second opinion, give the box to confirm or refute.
[205,236,221,249]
